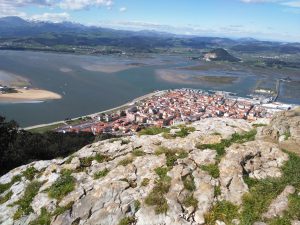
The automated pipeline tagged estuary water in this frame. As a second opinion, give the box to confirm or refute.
[0,50,298,127]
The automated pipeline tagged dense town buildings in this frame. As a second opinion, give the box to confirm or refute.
[56,89,294,135]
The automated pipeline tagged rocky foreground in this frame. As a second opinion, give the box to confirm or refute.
[0,109,300,225]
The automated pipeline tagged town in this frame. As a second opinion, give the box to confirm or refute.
[55,89,296,136]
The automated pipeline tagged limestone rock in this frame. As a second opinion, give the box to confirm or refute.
[263,185,296,219]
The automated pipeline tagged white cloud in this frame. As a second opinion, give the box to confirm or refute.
[240,0,300,7]
[58,0,113,10]
[281,1,300,7]
[119,7,127,12]
[30,12,70,22]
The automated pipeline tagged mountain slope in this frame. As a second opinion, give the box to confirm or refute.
[1,111,299,225]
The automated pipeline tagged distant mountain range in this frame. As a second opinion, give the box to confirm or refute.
[0,16,300,54]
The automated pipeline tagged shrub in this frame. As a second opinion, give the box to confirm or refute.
[23,167,38,181]
[52,201,74,216]
[132,148,146,157]
[94,168,110,179]
[13,181,43,220]
[118,216,136,225]
[183,194,198,208]
[214,186,221,197]
[155,147,188,168]
[95,154,111,163]
[201,164,220,178]
[134,200,141,211]
[141,178,150,186]
[0,175,22,194]
[48,171,75,201]
[118,157,133,166]
[182,174,196,192]
[29,207,51,225]
[0,190,13,204]
[145,167,171,214]
[204,201,239,225]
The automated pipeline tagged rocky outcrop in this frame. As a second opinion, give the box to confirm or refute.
[219,141,288,205]
[257,107,300,155]
[0,114,298,225]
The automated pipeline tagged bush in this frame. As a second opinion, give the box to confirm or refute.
[204,201,239,225]
[182,174,196,192]
[201,164,220,178]
[0,116,95,175]
[118,216,136,225]
[132,148,146,157]
[23,167,38,181]
[29,207,51,225]
[48,171,75,201]
[183,194,198,208]
[118,157,133,166]
[95,154,111,163]
[13,181,43,220]
[141,178,150,186]
[155,147,188,168]
[94,168,110,179]
[145,167,171,214]
[0,175,22,194]
[0,190,13,204]
[52,201,74,217]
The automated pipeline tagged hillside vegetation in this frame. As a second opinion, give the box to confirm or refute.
[0,109,299,225]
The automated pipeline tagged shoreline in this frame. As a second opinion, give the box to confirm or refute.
[23,90,165,130]
[0,88,62,102]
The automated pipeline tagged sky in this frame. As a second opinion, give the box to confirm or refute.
[0,0,300,42]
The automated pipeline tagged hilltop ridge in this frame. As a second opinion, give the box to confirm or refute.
[0,109,300,225]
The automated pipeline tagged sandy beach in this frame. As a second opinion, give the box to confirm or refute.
[0,89,62,102]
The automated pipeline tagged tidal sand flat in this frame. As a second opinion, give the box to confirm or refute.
[81,63,139,73]
[156,69,238,85]
[0,89,62,102]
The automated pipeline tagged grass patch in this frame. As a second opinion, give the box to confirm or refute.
[134,200,141,211]
[284,130,291,140]
[138,127,170,136]
[94,168,110,179]
[79,157,94,167]
[141,178,150,186]
[214,186,221,197]
[132,148,146,157]
[52,201,74,217]
[183,194,198,209]
[47,170,75,201]
[201,164,220,179]
[28,123,65,133]
[13,181,43,220]
[95,153,112,163]
[118,216,136,225]
[196,129,257,157]
[145,166,171,214]
[0,190,13,204]
[204,201,239,225]
[0,175,22,194]
[155,147,188,168]
[23,167,38,181]
[162,126,195,139]
[29,207,51,225]
[118,157,133,166]
[182,174,196,192]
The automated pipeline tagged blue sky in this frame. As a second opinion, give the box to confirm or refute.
[1,0,300,42]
